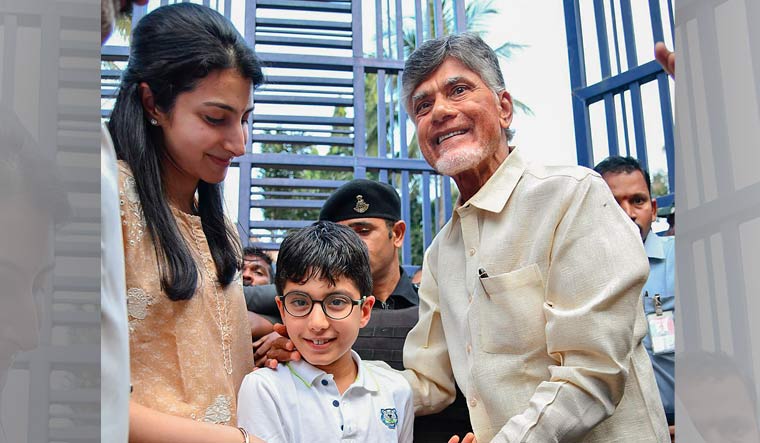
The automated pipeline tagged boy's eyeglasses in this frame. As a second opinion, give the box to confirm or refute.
[279,293,365,320]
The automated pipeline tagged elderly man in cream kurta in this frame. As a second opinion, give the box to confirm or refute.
[398,33,669,442]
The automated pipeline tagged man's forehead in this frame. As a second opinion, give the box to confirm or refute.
[243,256,267,264]
[603,170,647,186]
[341,218,386,227]
[412,58,480,95]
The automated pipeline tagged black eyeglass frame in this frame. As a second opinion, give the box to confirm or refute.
[278,293,367,320]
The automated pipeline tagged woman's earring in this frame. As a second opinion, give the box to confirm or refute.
[150,118,159,126]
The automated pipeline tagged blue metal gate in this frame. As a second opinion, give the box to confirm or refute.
[563,0,675,209]
[103,0,468,268]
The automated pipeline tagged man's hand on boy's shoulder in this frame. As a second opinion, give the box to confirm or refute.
[252,323,302,369]
[448,432,477,443]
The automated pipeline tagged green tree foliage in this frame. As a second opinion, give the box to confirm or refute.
[651,170,669,198]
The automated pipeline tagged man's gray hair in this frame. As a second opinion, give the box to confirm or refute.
[402,32,514,141]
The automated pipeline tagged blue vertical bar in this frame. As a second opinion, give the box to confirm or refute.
[414,0,424,46]
[401,175,411,265]
[650,0,674,192]
[398,0,413,249]
[604,92,619,158]
[378,70,388,182]
[132,2,147,28]
[563,0,593,166]
[237,0,257,245]
[352,0,367,174]
[245,0,256,47]
[620,0,638,67]
[453,0,467,33]
[649,0,665,43]
[422,172,432,250]
[224,0,231,19]
[593,0,618,157]
[629,81,648,167]
[433,175,440,231]
[375,0,383,58]
[433,0,444,38]
[443,176,453,219]
[620,0,647,166]
[658,73,675,192]
[667,0,674,43]
[594,0,612,77]
[609,0,632,157]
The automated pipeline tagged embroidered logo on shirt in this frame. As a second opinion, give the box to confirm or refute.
[380,408,398,429]
[353,195,369,213]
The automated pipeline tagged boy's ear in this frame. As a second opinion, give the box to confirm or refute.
[359,295,375,328]
[275,296,286,318]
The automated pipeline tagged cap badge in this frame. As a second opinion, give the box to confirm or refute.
[353,194,369,213]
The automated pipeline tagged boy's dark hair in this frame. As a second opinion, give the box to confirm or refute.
[275,221,373,299]
[593,156,652,195]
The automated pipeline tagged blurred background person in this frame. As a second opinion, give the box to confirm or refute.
[0,103,69,443]
[241,247,273,287]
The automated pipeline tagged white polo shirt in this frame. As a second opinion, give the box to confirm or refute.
[238,350,413,443]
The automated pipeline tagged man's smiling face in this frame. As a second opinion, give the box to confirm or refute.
[410,57,512,177]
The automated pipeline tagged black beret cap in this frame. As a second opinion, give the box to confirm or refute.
[319,179,401,222]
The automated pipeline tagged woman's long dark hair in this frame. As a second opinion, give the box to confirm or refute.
[108,3,264,301]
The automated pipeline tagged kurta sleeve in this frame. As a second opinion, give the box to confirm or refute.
[399,247,457,415]
[494,175,650,442]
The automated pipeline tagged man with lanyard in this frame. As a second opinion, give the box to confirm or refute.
[595,156,676,440]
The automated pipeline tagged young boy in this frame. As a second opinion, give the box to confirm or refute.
[237,221,414,443]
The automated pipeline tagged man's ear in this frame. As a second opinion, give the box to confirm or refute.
[359,295,375,328]
[650,197,658,222]
[138,82,165,125]
[498,89,513,130]
[391,220,406,248]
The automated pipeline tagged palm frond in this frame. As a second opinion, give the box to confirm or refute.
[511,97,533,116]
[493,41,528,59]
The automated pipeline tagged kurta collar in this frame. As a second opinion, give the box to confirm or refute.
[451,146,528,225]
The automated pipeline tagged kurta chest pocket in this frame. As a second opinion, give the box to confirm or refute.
[476,264,547,354]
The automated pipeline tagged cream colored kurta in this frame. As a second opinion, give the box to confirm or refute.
[402,148,669,442]
[118,161,252,425]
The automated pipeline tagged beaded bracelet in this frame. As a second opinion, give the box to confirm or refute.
[238,427,250,443]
